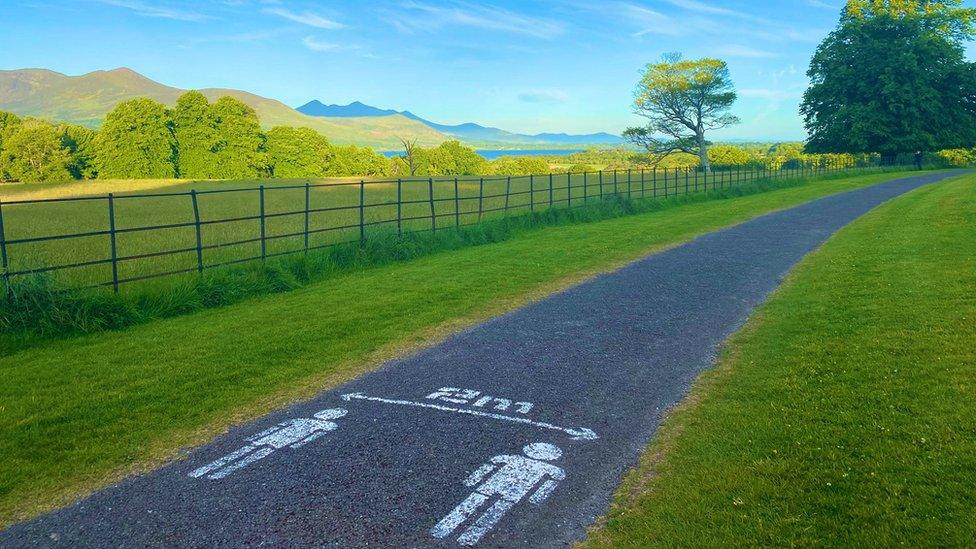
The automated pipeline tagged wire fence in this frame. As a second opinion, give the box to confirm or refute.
[0,159,915,295]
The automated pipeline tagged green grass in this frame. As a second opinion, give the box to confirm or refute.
[0,170,928,527]
[584,173,976,546]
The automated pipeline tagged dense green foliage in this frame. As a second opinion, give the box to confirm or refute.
[94,98,177,179]
[172,91,218,179]
[210,96,263,179]
[264,126,331,178]
[585,172,976,546]
[0,119,72,183]
[802,2,976,154]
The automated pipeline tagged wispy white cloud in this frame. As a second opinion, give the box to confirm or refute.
[623,4,682,37]
[518,89,569,104]
[391,1,565,39]
[96,0,210,21]
[302,36,341,52]
[264,7,344,29]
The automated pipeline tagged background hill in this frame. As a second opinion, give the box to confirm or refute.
[0,68,447,149]
[298,100,625,146]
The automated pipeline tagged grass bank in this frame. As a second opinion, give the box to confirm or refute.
[584,174,975,546]
[0,170,927,527]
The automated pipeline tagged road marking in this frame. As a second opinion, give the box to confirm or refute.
[189,408,348,480]
[432,443,566,546]
[340,392,598,441]
[427,387,534,414]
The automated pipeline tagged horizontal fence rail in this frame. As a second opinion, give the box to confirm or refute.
[0,160,915,295]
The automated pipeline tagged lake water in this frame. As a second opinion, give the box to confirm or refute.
[381,149,584,159]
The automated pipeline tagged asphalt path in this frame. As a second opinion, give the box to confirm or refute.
[2,172,959,548]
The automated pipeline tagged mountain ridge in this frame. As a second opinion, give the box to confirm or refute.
[0,68,447,149]
[296,100,625,146]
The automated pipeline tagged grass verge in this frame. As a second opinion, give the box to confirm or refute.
[583,174,975,546]
[0,170,933,527]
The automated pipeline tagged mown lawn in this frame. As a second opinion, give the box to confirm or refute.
[0,170,929,527]
[584,174,975,546]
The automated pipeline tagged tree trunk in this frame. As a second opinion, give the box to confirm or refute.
[697,133,710,172]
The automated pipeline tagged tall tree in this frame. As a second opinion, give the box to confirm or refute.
[398,137,420,176]
[173,91,218,179]
[0,119,72,182]
[264,126,332,178]
[327,145,390,177]
[0,111,22,152]
[801,1,976,155]
[624,54,739,172]
[59,124,97,179]
[95,98,176,179]
[211,96,263,179]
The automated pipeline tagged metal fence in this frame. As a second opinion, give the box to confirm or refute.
[0,160,911,295]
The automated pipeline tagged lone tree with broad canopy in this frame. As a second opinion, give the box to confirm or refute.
[801,0,976,157]
[624,54,739,172]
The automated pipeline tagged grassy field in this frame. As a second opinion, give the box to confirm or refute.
[0,170,927,527]
[584,174,975,546]
[0,168,797,292]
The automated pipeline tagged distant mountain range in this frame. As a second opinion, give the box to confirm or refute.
[0,68,446,149]
[297,100,625,146]
[0,67,624,150]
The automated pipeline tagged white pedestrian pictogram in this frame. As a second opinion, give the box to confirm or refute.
[189,408,347,480]
[431,443,566,546]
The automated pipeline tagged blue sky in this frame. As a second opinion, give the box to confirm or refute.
[2,0,972,140]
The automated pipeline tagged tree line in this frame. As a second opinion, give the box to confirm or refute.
[625,1,976,166]
[0,91,594,184]
[0,92,397,183]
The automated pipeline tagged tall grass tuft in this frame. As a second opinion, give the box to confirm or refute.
[0,172,857,348]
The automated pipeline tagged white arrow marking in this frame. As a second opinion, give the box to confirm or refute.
[340,392,598,441]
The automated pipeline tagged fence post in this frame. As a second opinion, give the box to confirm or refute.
[359,180,366,245]
[653,167,658,197]
[685,168,689,194]
[259,185,266,262]
[548,173,554,208]
[478,177,484,220]
[627,168,632,198]
[663,167,669,198]
[0,200,9,298]
[504,176,511,215]
[396,178,402,237]
[454,177,460,228]
[303,183,310,254]
[599,170,604,199]
[567,172,572,207]
[640,168,645,198]
[583,171,588,203]
[530,174,535,212]
[613,170,618,195]
[190,190,204,274]
[108,193,119,293]
[428,177,436,232]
